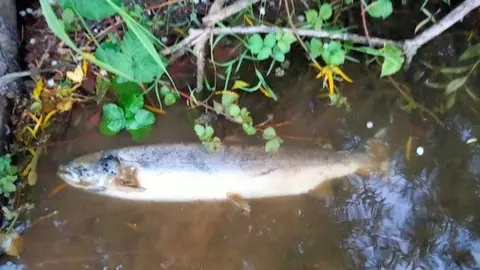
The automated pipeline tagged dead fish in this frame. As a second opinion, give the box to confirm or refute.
[56,129,390,202]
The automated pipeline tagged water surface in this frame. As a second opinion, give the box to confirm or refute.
[4,57,480,270]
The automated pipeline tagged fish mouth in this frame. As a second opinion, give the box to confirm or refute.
[57,166,91,189]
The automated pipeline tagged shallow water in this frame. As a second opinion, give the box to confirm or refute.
[3,55,480,270]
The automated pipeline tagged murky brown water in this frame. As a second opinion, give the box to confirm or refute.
[2,56,480,270]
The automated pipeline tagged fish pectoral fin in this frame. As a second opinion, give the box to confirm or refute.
[227,192,251,215]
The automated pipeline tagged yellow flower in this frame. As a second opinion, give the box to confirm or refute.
[311,62,353,95]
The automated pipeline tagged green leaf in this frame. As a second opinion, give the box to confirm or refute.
[213,100,224,114]
[106,0,168,83]
[242,123,257,135]
[305,10,318,24]
[227,104,241,117]
[366,0,393,19]
[126,109,155,130]
[194,124,214,141]
[322,41,345,65]
[257,47,272,60]
[276,40,290,53]
[221,92,239,106]
[129,126,152,141]
[240,108,253,123]
[134,109,155,127]
[204,126,214,139]
[272,45,285,62]
[314,20,323,30]
[111,76,142,96]
[273,52,285,62]
[40,0,136,82]
[194,124,205,138]
[319,3,333,20]
[96,43,134,80]
[95,76,110,104]
[308,38,324,58]
[160,85,171,96]
[120,94,144,117]
[62,8,75,24]
[459,43,480,61]
[265,137,282,153]
[380,44,405,77]
[281,31,296,45]
[120,30,165,82]
[263,33,277,48]
[262,127,276,140]
[40,0,80,51]
[248,34,263,54]
[445,76,468,95]
[100,103,125,135]
[29,101,42,113]
[164,92,177,106]
[202,137,222,153]
[60,0,121,21]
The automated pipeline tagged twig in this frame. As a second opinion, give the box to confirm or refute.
[0,63,75,88]
[387,76,444,126]
[359,1,371,45]
[202,0,262,25]
[193,0,228,92]
[402,0,480,64]
[188,25,403,47]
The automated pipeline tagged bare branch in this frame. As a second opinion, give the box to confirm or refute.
[202,0,261,25]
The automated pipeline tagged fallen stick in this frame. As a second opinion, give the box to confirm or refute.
[193,0,228,92]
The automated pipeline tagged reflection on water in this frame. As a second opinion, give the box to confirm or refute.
[2,63,480,269]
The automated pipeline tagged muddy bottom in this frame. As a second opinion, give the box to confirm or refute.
[3,62,480,270]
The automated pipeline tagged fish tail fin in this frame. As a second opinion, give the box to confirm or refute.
[363,127,390,175]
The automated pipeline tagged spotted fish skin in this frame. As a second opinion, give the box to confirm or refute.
[57,139,389,202]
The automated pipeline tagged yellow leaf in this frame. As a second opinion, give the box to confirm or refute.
[259,86,272,98]
[28,112,40,123]
[56,99,73,112]
[316,69,326,79]
[327,71,334,94]
[33,79,43,100]
[243,14,254,26]
[66,65,84,83]
[310,62,323,70]
[43,110,58,127]
[405,136,413,161]
[28,169,37,186]
[26,147,42,185]
[173,27,185,36]
[215,90,238,97]
[82,59,88,76]
[144,104,166,114]
[332,66,353,83]
[24,127,36,139]
[232,80,250,89]
[32,115,43,136]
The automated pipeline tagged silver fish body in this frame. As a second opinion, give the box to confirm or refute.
[57,141,389,202]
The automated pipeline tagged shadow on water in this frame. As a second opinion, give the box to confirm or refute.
[4,21,480,270]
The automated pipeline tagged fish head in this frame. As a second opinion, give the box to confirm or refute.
[57,151,121,191]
